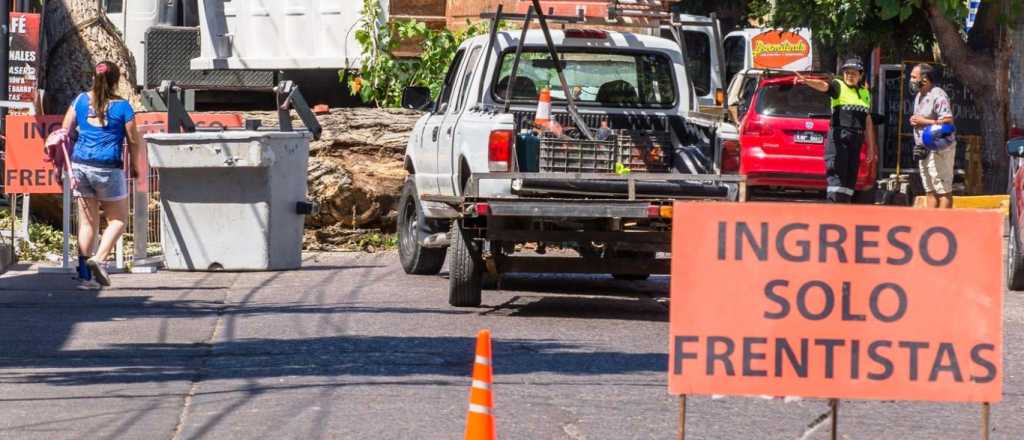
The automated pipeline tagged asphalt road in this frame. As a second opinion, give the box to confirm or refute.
[0,251,1020,439]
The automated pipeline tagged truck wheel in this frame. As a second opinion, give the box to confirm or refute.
[449,223,483,307]
[1008,211,1024,291]
[398,178,447,275]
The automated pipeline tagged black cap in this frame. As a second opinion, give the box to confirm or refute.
[841,56,864,72]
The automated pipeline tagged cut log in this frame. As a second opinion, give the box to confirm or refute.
[43,0,139,113]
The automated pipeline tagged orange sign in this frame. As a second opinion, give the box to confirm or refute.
[134,113,244,134]
[3,115,64,193]
[132,113,243,192]
[668,203,1003,403]
[2,113,244,194]
[751,31,811,69]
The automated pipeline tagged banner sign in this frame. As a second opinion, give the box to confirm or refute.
[3,115,64,193]
[750,30,812,71]
[3,113,244,194]
[9,13,41,104]
[668,202,1003,403]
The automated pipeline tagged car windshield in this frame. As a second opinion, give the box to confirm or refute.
[755,83,831,118]
[492,50,676,108]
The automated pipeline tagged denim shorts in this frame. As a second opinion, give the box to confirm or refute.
[72,162,128,201]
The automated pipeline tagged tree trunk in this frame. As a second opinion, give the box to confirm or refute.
[923,0,1010,194]
[1011,9,1024,132]
[43,0,138,114]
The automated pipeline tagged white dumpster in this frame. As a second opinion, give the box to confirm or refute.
[145,131,312,271]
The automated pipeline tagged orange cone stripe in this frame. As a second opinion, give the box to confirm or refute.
[475,355,491,365]
[471,379,491,390]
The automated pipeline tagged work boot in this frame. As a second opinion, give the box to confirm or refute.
[86,258,112,287]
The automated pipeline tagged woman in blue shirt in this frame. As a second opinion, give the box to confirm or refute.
[61,61,145,287]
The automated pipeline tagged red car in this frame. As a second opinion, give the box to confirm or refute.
[1005,134,1024,290]
[727,73,877,193]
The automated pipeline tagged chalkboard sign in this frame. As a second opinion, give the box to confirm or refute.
[879,62,982,171]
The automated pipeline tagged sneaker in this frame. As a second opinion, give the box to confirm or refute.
[76,279,102,290]
[86,258,112,286]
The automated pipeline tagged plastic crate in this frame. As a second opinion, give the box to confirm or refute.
[539,136,619,173]
[617,131,671,172]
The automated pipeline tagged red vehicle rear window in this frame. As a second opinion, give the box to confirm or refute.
[755,83,831,119]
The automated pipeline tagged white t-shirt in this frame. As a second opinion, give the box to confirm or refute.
[912,86,955,149]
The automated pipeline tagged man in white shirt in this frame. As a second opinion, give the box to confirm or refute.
[910,63,956,209]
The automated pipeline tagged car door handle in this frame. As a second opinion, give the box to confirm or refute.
[431,126,439,142]
[446,127,453,136]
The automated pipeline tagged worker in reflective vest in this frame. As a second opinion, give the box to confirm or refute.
[796,56,877,203]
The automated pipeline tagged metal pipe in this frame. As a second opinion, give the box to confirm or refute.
[475,4,503,108]
[503,5,533,113]
[531,0,594,140]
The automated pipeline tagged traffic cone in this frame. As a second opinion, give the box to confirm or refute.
[534,87,551,130]
[465,330,496,440]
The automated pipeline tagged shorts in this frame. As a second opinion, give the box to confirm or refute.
[72,162,128,201]
[918,145,955,195]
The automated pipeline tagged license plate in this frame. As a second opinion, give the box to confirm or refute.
[794,131,824,144]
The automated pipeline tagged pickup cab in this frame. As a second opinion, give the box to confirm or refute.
[398,28,742,307]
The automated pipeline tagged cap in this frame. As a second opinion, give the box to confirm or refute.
[840,56,864,72]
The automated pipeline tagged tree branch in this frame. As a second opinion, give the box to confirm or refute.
[922,0,992,88]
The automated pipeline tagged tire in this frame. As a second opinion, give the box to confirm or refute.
[449,223,483,307]
[398,178,447,275]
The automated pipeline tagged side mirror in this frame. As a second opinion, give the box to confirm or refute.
[401,86,433,111]
[1008,138,1024,157]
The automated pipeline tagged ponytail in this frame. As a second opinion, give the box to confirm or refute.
[91,61,121,125]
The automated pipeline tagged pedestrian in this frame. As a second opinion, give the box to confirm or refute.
[60,61,144,288]
[909,63,956,209]
[794,56,878,203]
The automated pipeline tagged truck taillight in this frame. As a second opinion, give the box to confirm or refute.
[721,139,741,173]
[488,130,513,172]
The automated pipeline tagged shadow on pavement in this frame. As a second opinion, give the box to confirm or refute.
[483,295,668,322]
[0,334,665,387]
[0,263,664,392]
[492,273,669,298]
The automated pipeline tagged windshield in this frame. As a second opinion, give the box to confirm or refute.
[492,50,676,108]
[755,83,831,118]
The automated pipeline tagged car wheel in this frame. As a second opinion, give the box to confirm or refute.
[449,223,483,307]
[398,178,447,275]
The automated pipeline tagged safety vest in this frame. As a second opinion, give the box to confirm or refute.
[830,80,870,111]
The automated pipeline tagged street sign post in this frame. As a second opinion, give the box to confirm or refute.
[669,202,1003,439]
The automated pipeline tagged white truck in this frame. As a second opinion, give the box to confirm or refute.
[397,23,743,307]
